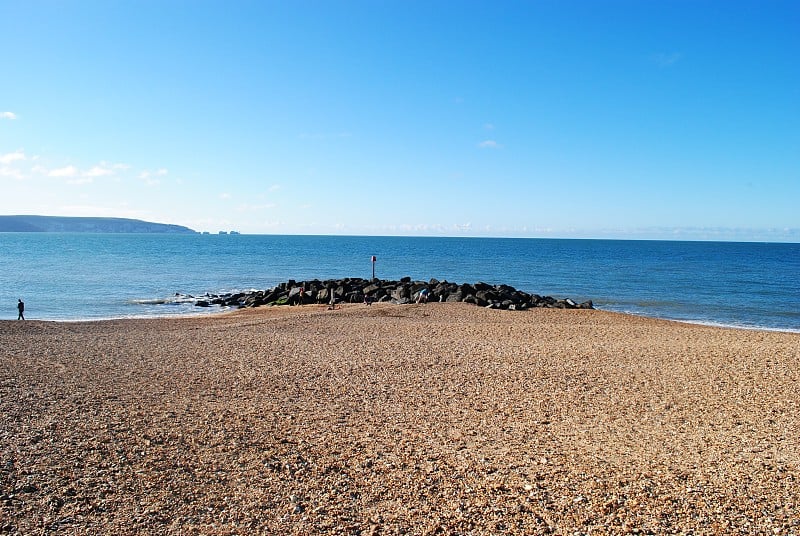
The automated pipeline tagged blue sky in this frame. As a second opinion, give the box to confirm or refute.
[1,1,798,240]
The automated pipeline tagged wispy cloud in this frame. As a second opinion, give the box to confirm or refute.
[139,167,167,177]
[478,140,502,149]
[483,123,495,130]
[219,192,232,200]
[651,52,682,67]
[0,150,26,164]
[1,112,17,120]
[81,163,127,183]
[0,167,25,180]
[137,168,167,186]
[49,165,79,177]
[85,165,115,178]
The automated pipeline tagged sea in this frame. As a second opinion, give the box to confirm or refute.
[0,233,798,332]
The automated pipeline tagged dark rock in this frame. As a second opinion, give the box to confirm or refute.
[363,283,381,295]
[213,276,592,313]
[391,286,411,301]
[446,291,463,302]
[476,290,499,303]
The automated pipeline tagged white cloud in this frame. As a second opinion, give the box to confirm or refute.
[483,123,495,130]
[1,112,17,120]
[0,150,26,164]
[156,168,168,175]
[79,161,128,179]
[49,165,79,177]
[220,192,232,200]
[85,165,114,177]
[0,167,25,180]
[66,177,94,185]
[478,140,501,149]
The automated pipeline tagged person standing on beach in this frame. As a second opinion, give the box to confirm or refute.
[17,299,25,320]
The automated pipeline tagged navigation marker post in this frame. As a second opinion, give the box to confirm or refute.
[371,255,377,279]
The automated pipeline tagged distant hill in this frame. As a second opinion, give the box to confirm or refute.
[0,215,197,234]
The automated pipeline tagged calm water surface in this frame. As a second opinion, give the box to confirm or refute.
[1,233,798,331]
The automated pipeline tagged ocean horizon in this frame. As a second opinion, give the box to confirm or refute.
[1,233,798,332]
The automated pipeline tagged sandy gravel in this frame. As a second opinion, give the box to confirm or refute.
[1,303,798,535]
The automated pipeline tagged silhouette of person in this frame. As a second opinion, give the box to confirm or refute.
[17,299,25,320]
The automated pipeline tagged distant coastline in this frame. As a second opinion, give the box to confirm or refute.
[0,215,196,234]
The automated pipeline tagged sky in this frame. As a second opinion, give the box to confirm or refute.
[1,1,798,241]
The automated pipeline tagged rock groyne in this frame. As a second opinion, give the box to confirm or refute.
[196,277,593,311]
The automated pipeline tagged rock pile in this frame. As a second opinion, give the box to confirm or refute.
[195,277,593,311]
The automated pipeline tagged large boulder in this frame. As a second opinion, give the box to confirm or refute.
[391,286,411,301]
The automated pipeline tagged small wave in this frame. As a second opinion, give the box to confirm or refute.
[128,294,199,306]
[595,305,800,334]
[128,298,169,305]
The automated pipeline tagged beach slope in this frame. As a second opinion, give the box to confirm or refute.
[1,304,798,534]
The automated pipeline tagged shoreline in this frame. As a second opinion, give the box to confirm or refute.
[8,302,799,335]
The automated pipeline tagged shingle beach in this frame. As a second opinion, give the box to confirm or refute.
[1,303,798,535]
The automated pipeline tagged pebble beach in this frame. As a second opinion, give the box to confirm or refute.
[1,303,798,535]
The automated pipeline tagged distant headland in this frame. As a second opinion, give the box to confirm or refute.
[0,215,197,234]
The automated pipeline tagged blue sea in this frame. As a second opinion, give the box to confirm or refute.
[0,233,798,332]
